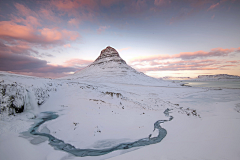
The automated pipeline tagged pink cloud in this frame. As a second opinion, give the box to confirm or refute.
[226,60,240,63]
[39,28,80,42]
[0,2,80,48]
[64,58,93,68]
[68,18,80,27]
[50,0,80,11]
[208,3,220,11]
[97,26,110,34]
[174,48,236,59]
[131,47,239,63]
[0,20,80,44]
[61,29,80,41]
[100,0,123,7]
[14,3,38,17]
[50,0,97,20]
[0,21,37,42]
[168,0,235,24]
[11,15,41,27]
[169,8,196,24]
[118,47,130,52]
[130,47,240,73]
[134,58,239,72]
[39,28,62,42]
[63,44,71,48]
[154,0,171,6]
[39,8,60,22]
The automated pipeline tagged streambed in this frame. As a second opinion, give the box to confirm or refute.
[28,109,173,157]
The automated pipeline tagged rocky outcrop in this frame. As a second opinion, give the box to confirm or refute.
[0,78,57,117]
[0,83,26,115]
[90,46,126,66]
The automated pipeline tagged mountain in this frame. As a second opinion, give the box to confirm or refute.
[61,46,167,85]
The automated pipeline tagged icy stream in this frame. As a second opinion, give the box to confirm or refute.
[29,109,173,157]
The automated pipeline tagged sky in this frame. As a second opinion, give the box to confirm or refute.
[0,0,240,78]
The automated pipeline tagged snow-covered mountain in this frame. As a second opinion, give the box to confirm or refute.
[61,46,166,85]
[195,74,240,81]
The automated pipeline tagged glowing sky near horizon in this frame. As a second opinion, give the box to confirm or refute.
[0,0,240,78]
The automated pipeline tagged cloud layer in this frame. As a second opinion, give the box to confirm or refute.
[0,2,82,78]
[130,47,240,73]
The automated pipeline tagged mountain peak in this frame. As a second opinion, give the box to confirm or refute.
[90,46,126,66]
[101,46,118,55]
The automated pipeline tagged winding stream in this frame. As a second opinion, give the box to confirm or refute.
[29,109,173,157]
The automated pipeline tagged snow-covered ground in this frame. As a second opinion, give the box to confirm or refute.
[1,47,240,160]
[1,73,240,160]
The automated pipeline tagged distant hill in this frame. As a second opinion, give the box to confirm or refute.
[161,77,192,80]
[194,74,240,81]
